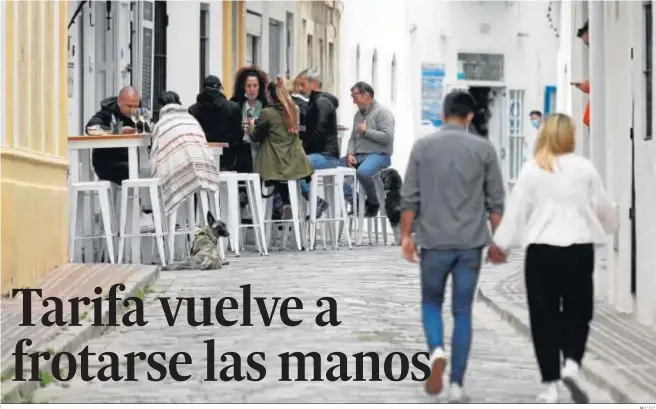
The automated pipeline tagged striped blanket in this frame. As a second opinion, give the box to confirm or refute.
[150,104,220,216]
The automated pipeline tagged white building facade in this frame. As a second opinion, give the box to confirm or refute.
[558,0,656,331]
[338,0,413,171]
[244,1,297,81]
[339,0,559,180]
[67,0,235,136]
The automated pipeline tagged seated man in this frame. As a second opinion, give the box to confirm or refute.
[296,69,341,218]
[85,86,141,185]
[343,81,394,217]
[189,75,243,171]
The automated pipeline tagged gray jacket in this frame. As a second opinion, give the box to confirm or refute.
[400,123,505,250]
[347,100,395,156]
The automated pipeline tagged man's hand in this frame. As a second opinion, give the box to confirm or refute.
[347,154,357,167]
[572,80,590,94]
[122,126,136,134]
[401,235,418,263]
[358,121,367,135]
[486,243,507,264]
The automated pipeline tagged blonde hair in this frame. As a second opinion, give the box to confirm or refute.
[534,113,576,172]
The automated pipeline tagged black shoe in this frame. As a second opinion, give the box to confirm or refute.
[364,202,380,218]
[316,200,329,219]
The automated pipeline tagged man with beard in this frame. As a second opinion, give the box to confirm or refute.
[295,68,340,218]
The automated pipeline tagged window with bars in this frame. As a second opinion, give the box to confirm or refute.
[508,89,526,181]
[153,1,167,119]
[319,38,325,78]
[645,0,653,140]
[199,4,209,91]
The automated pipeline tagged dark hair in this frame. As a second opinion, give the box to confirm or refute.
[443,91,476,119]
[350,81,375,99]
[158,91,181,107]
[577,20,588,38]
[529,110,543,117]
[231,65,268,106]
[267,78,299,134]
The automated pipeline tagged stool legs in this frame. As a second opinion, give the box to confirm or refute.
[118,184,130,263]
[226,180,241,256]
[69,188,79,262]
[97,188,116,264]
[149,186,167,266]
[287,181,303,251]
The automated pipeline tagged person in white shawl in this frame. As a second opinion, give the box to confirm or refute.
[150,91,220,217]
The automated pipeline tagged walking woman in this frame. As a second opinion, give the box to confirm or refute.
[248,77,313,219]
[490,113,618,403]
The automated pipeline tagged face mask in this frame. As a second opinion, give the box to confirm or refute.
[531,119,540,129]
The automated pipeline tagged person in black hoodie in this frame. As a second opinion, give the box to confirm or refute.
[189,75,243,171]
[295,69,340,217]
[85,86,141,185]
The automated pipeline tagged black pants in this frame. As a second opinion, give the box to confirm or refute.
[264,180,290,205]
[525,243,595,382]
[94,162,129,186]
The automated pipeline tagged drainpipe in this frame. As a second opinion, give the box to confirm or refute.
[556,0,572,115]
[589,1,606,184]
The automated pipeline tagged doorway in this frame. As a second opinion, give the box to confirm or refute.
[468,86,509,181]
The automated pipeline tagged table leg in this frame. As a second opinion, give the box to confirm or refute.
[128,147,141,264]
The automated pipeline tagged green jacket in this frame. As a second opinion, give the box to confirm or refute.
[251,104,313,182]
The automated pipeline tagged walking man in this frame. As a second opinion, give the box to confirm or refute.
[400,90,506,402]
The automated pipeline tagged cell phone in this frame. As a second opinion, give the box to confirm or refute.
[570,81,582,86]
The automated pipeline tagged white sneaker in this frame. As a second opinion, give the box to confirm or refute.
[424,347,447,395]
[448,383,465,403]
[561,358,590,403]
[537,382,559,403]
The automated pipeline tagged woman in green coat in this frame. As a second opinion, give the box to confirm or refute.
[250,77,313,217]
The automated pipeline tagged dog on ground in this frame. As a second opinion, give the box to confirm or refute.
[161,211,230,271]
[378,168,403,245]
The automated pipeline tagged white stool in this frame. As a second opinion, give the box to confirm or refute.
[69,181,118,263]
[356,175,389,246]
[219,172,268,256]
[167,194,197,263]
[117,178,168,265]
[263,180,307,251]
[308,168,354,250]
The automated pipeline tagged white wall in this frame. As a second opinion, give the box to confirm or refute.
[409,0,559,128]
[166,2,201,107]
[339,0,414,175]
[563,0,656,330]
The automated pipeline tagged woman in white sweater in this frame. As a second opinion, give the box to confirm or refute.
[491,113,618,403]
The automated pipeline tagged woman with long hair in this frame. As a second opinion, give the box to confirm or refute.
[231,66,269,169]
[248,77,313,218]
[490,113,618,403]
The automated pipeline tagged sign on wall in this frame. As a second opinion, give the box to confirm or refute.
[421,63,446,127]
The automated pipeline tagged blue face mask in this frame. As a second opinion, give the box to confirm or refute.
[531,119,541,129]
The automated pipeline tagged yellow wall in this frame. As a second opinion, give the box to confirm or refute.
[222,0,246,98]
[1,0,69,293]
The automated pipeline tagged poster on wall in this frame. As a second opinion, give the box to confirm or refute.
[421,63,445,128]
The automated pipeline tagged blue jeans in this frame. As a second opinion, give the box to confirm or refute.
[340,153,391,206]
[420,247,483,386]
[299,153,341,201]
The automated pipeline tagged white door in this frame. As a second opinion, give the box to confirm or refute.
[94,2,116,103]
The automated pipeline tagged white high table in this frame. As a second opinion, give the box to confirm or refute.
[68,133,151,263]
[68,135,228,264]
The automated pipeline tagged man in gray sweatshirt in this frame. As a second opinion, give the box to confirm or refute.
[342,82,395,217]
[400,90,506,402]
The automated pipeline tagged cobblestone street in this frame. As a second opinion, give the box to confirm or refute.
[33,247,613,403]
